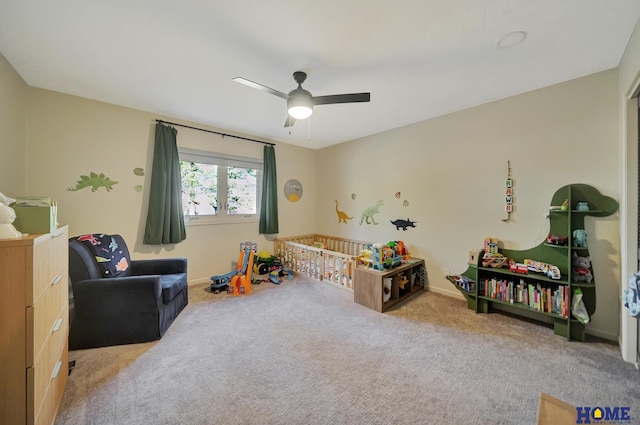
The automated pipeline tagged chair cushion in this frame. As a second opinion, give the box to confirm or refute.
[74,234,131,277]
[160,273,188,304]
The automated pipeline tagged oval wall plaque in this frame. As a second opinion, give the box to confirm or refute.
[284,179,303,202]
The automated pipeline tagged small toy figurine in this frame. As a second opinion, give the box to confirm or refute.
[572,229,588,248]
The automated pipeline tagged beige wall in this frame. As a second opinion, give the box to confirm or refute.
[0,53,27,195]
[618,18,640,362]
[0,48,631,344]
[23,88,318,283]
[316,69,621,340]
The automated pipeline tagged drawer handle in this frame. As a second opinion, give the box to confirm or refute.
[52,274,63,285]
[51,231,63,238]
[52,318,63,333]
[51,361,62,379]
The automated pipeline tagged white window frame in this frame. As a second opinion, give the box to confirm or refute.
[179,147,263,226]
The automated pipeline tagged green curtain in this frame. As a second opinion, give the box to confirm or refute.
[259,145,279,234]
[143,123,186,244]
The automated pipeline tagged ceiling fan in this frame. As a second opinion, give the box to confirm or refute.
[233,71,371,127]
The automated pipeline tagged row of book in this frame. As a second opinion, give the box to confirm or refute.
[480,278,570,318]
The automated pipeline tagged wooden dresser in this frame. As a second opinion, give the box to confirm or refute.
[0,226,69,425]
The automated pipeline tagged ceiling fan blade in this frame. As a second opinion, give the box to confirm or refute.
[284,116,296,128]
[232,77,288,100]
[312,92,370,106]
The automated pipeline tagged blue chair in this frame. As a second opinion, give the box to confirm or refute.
[68,233,188,349]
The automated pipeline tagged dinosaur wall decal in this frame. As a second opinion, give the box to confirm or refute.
[335,200,353,224]
[391,218,417,230]
[360,200,384,225]
[67,172,118,192]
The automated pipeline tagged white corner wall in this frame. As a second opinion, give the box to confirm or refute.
[316,69,621,341]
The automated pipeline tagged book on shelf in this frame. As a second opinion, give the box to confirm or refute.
[480,277,568,318]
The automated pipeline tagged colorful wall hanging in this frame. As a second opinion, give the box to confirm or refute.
[502,161,513,222]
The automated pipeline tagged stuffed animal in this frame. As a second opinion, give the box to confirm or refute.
[572,252,592,283]
[0,193,22,239]
[572,229,588,248]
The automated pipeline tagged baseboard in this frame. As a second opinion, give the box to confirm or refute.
[585,326,618,342]
[428,285,466,300]
[188,277,211,286]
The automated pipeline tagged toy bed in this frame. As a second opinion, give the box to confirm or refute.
[274,234,370,292]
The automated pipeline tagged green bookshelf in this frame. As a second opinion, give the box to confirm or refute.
[449,184,618,341]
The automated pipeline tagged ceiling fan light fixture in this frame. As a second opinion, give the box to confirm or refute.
[287,90,313,120]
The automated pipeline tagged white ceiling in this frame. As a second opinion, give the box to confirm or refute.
[1,1,640,149]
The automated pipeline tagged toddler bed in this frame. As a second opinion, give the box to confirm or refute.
[274,234,371,292]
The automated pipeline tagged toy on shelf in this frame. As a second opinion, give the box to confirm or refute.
[482,252,509,268]
[210,241,257,295]
[453,275,476,292]
[357,247,374,268]
[367,242,402,270]
[484,237,499,254]
[524,259,561,280]
[509,261,529,274]
[387,240,410,260]
[383,277,392,302]
[546,234,568,246]
[572,229,588,248]
[572,252,592,283]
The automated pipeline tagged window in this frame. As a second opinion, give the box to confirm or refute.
[179,148,262,225]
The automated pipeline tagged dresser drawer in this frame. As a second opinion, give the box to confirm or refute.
[31,228,68,305]
[26,276,68,366]
[34,347,67,425]
[27,302,68,424]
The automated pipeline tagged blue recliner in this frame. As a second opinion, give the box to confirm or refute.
[68,233,188,350]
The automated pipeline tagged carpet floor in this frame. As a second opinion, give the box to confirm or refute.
[55,277,640,425]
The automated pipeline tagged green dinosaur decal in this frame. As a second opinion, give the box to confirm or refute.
[360,200,384,225]
[67,172,119,192]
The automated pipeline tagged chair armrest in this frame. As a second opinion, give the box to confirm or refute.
[131,258,187,275]
[72,276,163,315]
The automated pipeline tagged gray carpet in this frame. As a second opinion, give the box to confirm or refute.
[55,277,640,425]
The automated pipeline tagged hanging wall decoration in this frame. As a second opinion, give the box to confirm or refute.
[67,172,119,192]
[284,179,303,202]
[502,160,513,222]
[394,191,410,207]
[360,200,384,225]
[335,200,353,224]
[133,167,144,192]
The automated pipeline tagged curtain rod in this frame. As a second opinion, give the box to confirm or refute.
[155,119,275,146]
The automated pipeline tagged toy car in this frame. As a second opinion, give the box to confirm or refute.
[546,235,568,246]
[510,262,528,274]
